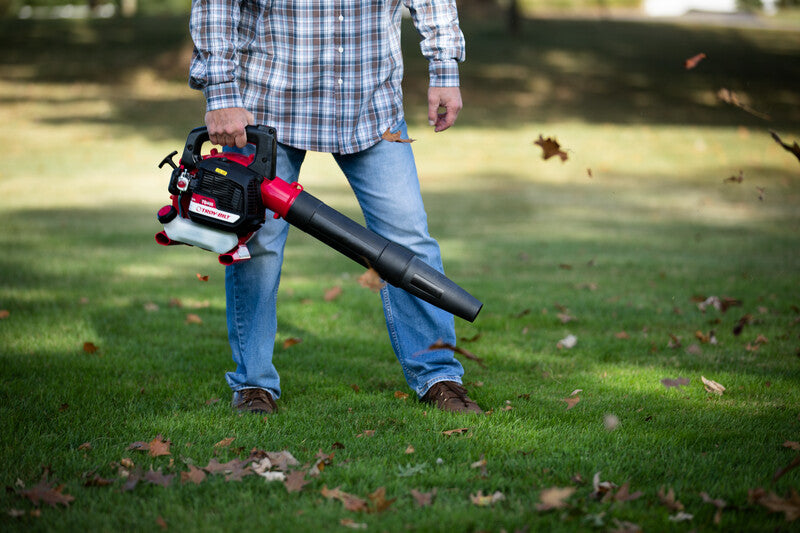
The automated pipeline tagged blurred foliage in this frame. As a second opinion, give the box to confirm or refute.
[0,0,189,17]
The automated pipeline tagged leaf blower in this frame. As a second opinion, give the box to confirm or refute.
[155,125,483,322]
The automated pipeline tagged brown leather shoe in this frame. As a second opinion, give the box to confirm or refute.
[233,388,277,415]
[421,381,483,414]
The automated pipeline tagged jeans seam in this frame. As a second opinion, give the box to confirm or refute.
[382,286,417,386]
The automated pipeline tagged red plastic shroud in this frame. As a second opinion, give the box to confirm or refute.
[203,149,304,220]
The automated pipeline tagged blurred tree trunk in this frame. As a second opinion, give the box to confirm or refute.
[120,0,136,17]
[508,0,521,35]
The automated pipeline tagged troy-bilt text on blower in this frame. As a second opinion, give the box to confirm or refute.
[155,126,482,322]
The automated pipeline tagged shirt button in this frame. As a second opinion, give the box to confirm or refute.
[338,14,344,21]
[338,46,344,53]
[337,78,343,85]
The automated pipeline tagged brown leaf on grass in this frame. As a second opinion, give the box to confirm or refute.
[717,88,771,120]
[82,473,115,487]
[181,465,206,485]
[368,486,396,513]
[701,376,726,395]
[78,442,92,451]
[214,437,235,449]
[321,485,369,512]
[534,135,568,162]
[410,488,436,507]
[0,309,9,320]
[185,313,203,325]
[535,487,576,511]
[615,331,630,339]
[783,441,800,451]
[724,170,744,184]
[358,268,386,292]
[471,454,488,478]
[324,286,343,301]
[156,516,168,530]
[148,435,171,457]
[421,340,486,368]
[203,458,247,475]
[661,377,690,389]
[282,337,302,349]
[340,518,368,530]
[605,482,644,503]
[773,456,800,483]
[224,463,253,482]
[658,486,684,512]
[470,490,505,506]
[196,273,209,282]
[733,314,752,336]
[700,492,727,525]
[562,396,580,410]
[442,427,470,436]
[382,128,415,143]
[83,342,98,354]
[356,429,376,438]
[284,470,311,493]
[696,295,742,313]
[770,130,800,164]
[21,479,75,507]
[757,186,766,201]
[590,472,617,500]
[749,487,800,522]
[144,467,174,488]
[394,391,409,400]
[685,52,707,70]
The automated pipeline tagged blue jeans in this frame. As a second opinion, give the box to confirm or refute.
[225,120,464,400]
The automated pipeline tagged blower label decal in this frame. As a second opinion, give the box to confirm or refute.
[189,195,240,223]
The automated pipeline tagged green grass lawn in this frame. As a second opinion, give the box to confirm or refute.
[1,11,799,532]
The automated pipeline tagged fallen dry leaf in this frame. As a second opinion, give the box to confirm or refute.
[358,268,385,292]
[535,486,576,511]
[783,441,800,451]
[83,342,98,354]
[562,396,580,410]
[324,286,342,301]
[770,130,800,164]
[658,486,684,512]
[0,309,9,320]
[181,465,207,485]
[77,442,92,451]
[750,487,800,522]
[685,52,707,69]
[196,273,209,282]
[724,170,744,184]
[368,486,396,513]
[144,467,174,488]
[590,472,617,500]
[321,485,369,512]
[148,435,171,457]
[442,427,470,436]
[394,391,409,400]
[382,128,414,143]
[610,482,644,503]
[470,490,505,506]
[284,470,311,493]
[185,313,203,325]
[700,492,727,525]
[701,376,726,395]
[340,518,367,530]
[410,488,436,507]
[773,456,800,483]
[668,511,694,522]
[214,437,235,449]
[534,135,568,162]
[356,429,376,438]
[660,377,690,390]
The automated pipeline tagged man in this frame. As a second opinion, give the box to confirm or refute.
[188,0,481,415]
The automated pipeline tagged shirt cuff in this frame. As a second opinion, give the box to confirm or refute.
[203,81,245,111]
[428,60,461,88]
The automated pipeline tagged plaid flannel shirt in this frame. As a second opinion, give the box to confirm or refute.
[189,0,465,154]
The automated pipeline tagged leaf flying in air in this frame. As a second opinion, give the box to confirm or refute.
[534,135,568,162]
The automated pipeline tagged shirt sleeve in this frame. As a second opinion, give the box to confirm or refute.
[188,0,245,111]
[405,0,466,87]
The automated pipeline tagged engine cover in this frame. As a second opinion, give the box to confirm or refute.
[176,156,266,235]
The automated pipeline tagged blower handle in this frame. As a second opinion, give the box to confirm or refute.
[180,125,278,178]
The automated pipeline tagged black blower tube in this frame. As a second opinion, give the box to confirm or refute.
[284,190,483,322]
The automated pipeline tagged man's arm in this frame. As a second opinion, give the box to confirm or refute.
[189,1,252,147]
[406,0,466,132]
